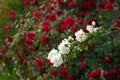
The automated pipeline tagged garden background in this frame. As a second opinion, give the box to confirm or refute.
[0,0,120,80]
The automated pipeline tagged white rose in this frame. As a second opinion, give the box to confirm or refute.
[58,39,71,54]
[75,29,87,43]
[47,49,63,67]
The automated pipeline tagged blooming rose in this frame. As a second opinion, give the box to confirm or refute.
[58,39,71,54]
[47,49,63,67]
[41,35,50,44]
[75,29,87,43]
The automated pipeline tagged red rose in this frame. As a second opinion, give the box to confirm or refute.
[22,59,27,65]
[88,68,102,79]
[79,12,85,17]
[0,49,4,55]
[32,10,41,20]
[27,45,35,51]
[20,52,25,58]
[3,44,9,49]
[60,24,69,31]
[3,55,9,60]
[42,25,50,33]
[98,2,105,11]
[105,3,114,12]
[35,58,43,68]
[57,0,65,6]
[64,17,75,26]
[80,2,90,10]
[49,13,56,21]
[50,69,57,76]
[8,10,15,19]
[7,35,13,42]
[113,20,120,27]
[46,59,53,65]
[69,1,76,7]
[47,6,54,12]
[82,26,89,33]
[103,56,111,63]
[56,10,63,15]
[41,6,45,11]
[59,66,68,77]
[28,32,35,40]
[77,19,83,25]
[24,38,33,45]
[87,18,95,25]
[79,57,86,62]
[41,35,50,44]
[24,0,29,7]
[31,0,36,4]
[71,26,77,34]
[79,63,88,69]
[66,75,75,80]
[3,24,11,31]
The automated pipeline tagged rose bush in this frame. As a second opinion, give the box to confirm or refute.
[0,0,120,80]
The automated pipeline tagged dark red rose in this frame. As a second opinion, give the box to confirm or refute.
[77,19,83,25]
[24,0,29,7]
[66,75,75,80]
[56,9,63,15]
[27,45,35,51]
[59,65,68,77]
[41,6,45,11]
[41,35,50,44]
[42,25,50,32]
[31,0,36,4]
[83,26,89,33]
[32,10,41,20]
[3,44,9,49]
[79,63,88,69]
[50,69,57,76]
[79,12,85,17]
[64,17,75,26]
[20,52,25,58]
[22,59,27,65]
[60,24,69,31]
[0,49,4,55]
[113,20,120,27]
[71,26,77,34]
[80,2,90,10]
[103,56,111,63]
[3,55,9,60]
[87,18,95,25]
[105,3,114,12]
[57,0,65,6]
[46,59,53,65]
[28,32,35,40]
[98,2,105,11]
[79,57,86,62]
[69,1,76,8]
[47,6,54,12]
[3,24,11,31]
[49,13,56,21]
[88,68,102,79]
[24,38,33,45]
[8,10,15,19]
[35,58,43,68]
[7,35,13,42]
